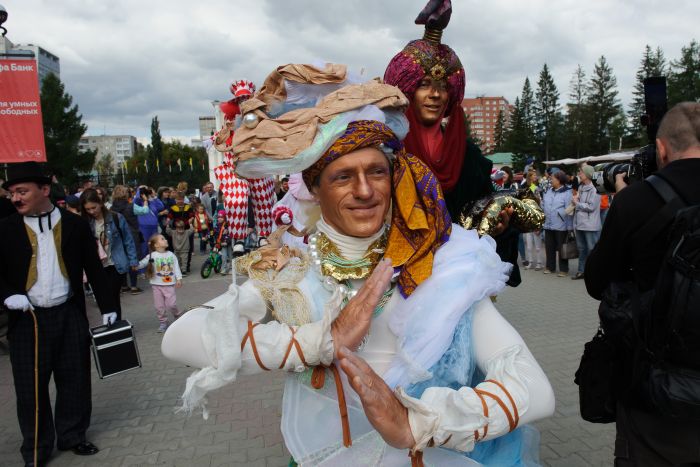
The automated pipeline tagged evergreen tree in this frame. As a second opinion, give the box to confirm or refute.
[667,39,700,105]
[150,116,163,166]
[504,82,536,171]
[564,65,590,157]
[585,56,622,155]
[628,45,667,145]
[494,109,506,151]
[519,77,536,133]
[40,74,95,187]
[534,63,561,161]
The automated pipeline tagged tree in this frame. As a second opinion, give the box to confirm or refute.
[667,39,700,105]
[519,77,536,133]
[125,136,209,188]
[628,45,667,145]
[510,79,538,169]
[534,63,561,161]
[493,109,506,151]
[564,65,590,157]
[504,86,536,171]
[94,153,115,186]
[585,56,622,155]
[150,116,164,167]
[40,74,95,187]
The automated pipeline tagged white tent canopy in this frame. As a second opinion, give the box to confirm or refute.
[542,151,636,165]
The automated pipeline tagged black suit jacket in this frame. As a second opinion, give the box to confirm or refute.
[0,197,16,219]
[0,209,116,329]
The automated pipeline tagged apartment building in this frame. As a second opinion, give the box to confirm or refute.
[461,97,512,153]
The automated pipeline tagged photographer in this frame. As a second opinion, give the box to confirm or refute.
[584,102,700,465]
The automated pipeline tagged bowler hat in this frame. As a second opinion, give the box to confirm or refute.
[2,162,52,190]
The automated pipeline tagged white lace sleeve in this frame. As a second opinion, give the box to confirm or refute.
[395,298,555,453]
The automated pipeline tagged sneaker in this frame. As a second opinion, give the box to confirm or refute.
[522,260,530,267]
[557,272,568,278]
[258,237,269,247]
[524,264,532,270]
[232,241,245,255]
[157,323,168,333]
[120,286,130,293]
[534,265,543,271]
[572,272,585,280]
[130,287,143,295]
[181,271,189,277]
[543,269,552,274]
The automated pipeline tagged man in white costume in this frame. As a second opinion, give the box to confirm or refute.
[162,64,554,466]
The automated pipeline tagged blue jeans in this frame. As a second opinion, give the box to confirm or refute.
[575,229,600,273]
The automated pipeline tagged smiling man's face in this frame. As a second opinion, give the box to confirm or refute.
[313,147,392,238]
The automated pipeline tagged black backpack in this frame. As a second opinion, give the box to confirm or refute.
[576,174,700,422]
[632,175,700,418]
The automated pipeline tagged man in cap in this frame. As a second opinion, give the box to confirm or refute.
[0,162,117,466]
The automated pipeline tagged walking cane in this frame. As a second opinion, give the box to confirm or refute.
[28,308,39,466]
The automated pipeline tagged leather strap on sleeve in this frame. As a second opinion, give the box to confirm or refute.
[278,325,309,369]
[474,389,490,441]
[240,321,270,371]
[475,387,516,432]
[486,379,520,430]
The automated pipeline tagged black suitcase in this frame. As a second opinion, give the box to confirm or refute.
[90,319,142,378]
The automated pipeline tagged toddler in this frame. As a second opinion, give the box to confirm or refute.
[192,204,211,254]
[137,234,183,332]
[166,219,194,276]
[209,210,231,275]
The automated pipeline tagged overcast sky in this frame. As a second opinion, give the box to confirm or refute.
[3,0,698,142]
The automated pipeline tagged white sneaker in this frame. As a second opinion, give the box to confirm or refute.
[233,242,245,254]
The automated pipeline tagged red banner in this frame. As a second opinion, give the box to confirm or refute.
[0,58,47,162]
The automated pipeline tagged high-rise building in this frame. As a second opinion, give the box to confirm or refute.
[461,97,512,154]
[0,38,60,86]
[199,116,217,140]
[79,135,137,167]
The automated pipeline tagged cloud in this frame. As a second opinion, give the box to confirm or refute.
[4,0,699,140]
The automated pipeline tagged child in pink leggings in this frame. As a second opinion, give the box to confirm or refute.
[137,234,183,332]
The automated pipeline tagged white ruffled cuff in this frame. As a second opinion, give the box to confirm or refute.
[394,346,530,453]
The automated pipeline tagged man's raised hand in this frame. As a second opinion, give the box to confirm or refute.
[330,258,393,357]
[338,347,415,449]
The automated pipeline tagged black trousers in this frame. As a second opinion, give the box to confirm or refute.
[544,229,569,273]
[615,402,700,466]
[8,299,92,463]
[104,265,123,320]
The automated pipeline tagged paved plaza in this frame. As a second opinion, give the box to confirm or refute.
[0,253,614,466]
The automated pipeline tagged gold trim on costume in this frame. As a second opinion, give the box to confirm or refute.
[316,231,388,281]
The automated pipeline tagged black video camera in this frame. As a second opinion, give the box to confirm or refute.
[591,77,667,194]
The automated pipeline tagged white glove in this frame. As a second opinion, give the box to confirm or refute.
[103,312,118,325]
[4,294,34,312]
[280,213,292,225]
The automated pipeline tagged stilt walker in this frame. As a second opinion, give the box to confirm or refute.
[213,80,276,255]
